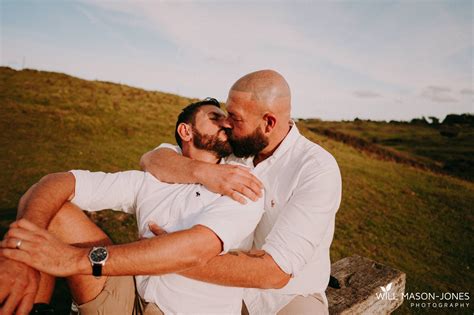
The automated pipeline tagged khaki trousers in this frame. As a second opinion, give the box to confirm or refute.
[242,293,328,315]
[277,293,328,315]
[76,276,164,315]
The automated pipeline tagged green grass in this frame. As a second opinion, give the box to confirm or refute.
[1,67,473,314]
[302,119,474,181]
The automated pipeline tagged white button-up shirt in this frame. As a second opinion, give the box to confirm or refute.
[70,170,264,314]
[160,123,342,314]
[231,124,342,314]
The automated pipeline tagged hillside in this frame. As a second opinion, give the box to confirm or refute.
[302,119,474,181]
[1,67,473,314]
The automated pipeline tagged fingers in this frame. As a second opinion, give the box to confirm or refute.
[0,248,32,266]
[239,185,258,202]
[230,168,263,199]
[13,218,44,233]
[14,292,35,315]
[1,290,22,315]
[1,238,35,252]
[230,191,246,205]
[0,279,10,308]
[235,166,264,190]
[4,227,42,245]
[148,222,167,237]
[0,259,39,315]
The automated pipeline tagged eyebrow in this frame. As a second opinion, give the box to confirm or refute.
[208,111,225,118]
[228,112,241,118]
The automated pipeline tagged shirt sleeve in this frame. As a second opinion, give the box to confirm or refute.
[70,170,146,214]
[192,189,265,253]
[262,162,342,277]
[154,143,182,154]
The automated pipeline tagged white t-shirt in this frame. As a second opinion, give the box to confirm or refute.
[70,170,264,314]
[159,123,342,314]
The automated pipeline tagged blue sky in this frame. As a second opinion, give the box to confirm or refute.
[1,0,472,120]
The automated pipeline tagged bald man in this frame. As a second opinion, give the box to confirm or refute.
[141,70,342,314]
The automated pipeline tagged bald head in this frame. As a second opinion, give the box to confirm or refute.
[229,70,291,118]
[226,70,294,160]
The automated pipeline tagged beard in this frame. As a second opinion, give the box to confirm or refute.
[193,128,233,159]
[228,127,269,158]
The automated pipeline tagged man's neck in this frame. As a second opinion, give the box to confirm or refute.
[253,124,291,166]
[182,145,220,164]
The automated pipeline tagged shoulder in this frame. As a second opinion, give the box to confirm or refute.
[292,134,339,173]
[154,143,182,155]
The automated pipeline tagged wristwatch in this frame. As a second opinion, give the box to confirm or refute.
[88,246,108,277]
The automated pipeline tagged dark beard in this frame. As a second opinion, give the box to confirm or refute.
[229,127,269,158]
[193,129,233,158]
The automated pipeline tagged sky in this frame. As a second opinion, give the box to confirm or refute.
[1,0,473,121]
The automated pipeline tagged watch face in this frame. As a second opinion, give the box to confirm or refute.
[90,247,108,263]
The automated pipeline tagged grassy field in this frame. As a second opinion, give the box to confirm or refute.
[302,119,474,181]
[1,67,473,314]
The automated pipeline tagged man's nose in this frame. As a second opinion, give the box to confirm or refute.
[221,117,232,129]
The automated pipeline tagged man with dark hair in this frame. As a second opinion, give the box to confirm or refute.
[174,97,232,158]
[0,99,264,315]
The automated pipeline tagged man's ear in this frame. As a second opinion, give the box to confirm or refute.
[263,113,277,133]
[177,123,192,143]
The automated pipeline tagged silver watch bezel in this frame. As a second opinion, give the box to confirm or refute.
[88,246,109,265]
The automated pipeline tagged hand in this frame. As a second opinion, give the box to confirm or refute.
[139,222,168,239]
[148,222,168,237]
[1,219,85,277]
[0,257,39,315]
[197,164,264,204]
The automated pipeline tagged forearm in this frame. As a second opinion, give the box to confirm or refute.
[75,225,222,276]
[179,250,290,289]
[17,172,75,228]
[140,148,205,184]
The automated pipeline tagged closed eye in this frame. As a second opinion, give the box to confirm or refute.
[229,113,242,122]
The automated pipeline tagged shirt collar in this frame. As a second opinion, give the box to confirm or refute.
[269,120,300,161]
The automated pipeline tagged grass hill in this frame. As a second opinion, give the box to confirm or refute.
[1,67,473,314]
[303,118,474,181]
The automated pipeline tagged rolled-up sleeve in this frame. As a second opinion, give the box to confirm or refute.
[70,170,146,214]
[262,164,341,276]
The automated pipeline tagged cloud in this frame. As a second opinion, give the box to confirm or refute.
[4,0,472,120]
[353,90,382,98]
[73,4,141,57]
[421,86,458,103]
[460,88,474,95]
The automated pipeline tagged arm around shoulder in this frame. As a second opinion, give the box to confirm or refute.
[140,147,202,183]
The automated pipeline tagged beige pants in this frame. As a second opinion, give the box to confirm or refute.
[242,293,328,315]
[77,276,164,315]
[277,293,328,315]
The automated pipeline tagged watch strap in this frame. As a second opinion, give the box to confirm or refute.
[92,263,102,277]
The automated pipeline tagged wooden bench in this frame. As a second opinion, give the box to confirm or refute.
[326,255,406,314]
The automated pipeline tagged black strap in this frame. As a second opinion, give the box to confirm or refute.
[30,303,55,314]
[92,263,102,277]
[132,277,144,315]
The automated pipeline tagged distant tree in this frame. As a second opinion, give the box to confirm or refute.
[428,116,440,125]
[410,116,429,125]
[442,114,474,126]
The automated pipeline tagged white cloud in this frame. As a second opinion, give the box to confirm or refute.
[3,0,472,120]
[421,86,458,103]
[353,90,382,98]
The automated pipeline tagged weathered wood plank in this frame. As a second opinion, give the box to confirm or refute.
[326,255,406,314]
